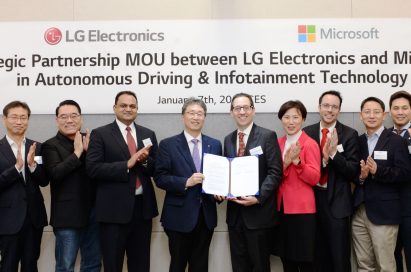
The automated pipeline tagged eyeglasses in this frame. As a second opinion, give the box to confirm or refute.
[7,115,28,122]
[320,103,339,111]
[362,110,384,116]
[186,111,205,118]
[57,113,81,122]
[232,105,254,113]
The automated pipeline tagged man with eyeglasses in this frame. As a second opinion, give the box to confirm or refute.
[388,90,411,272]
[221,93,282,272]
[154,97,222,272]
[303,90,359,272]
[42,100,101,272]
[86,90,158,272]
[352,96,411,272]
[0,101,48,271]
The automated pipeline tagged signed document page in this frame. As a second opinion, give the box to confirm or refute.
[202,153,258,197]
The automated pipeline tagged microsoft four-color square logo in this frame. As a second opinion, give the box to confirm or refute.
[298,25,316,43]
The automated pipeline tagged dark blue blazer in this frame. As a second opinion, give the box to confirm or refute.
[154,132,222,232]
[86,121,159,223]
[0,137,48,235]
[354,128,411,225]
[389,127,411,217]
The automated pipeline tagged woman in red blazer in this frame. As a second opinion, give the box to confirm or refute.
[272,100,321,272]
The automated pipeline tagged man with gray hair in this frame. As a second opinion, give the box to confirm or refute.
[155,97,222,272]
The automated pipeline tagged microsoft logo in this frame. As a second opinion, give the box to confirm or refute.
[298,25,316,43]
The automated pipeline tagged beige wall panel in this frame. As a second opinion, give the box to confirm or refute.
[352,0,411,17]
[211,0,352,18]
[38,231,55,271]
[74,0,212,20]
[0,0,73,21]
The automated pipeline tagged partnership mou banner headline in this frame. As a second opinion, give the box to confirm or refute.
[0,19,410,113]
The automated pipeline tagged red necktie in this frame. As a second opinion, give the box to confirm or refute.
[237,132,246,157]
[319,128,329,185]
[126,127,141,189]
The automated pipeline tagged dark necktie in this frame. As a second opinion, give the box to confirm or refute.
[126,126,141,189]
[237,132,246,157]
[394,128,406,135]
[191,139,201,172]
[319,128,329,185]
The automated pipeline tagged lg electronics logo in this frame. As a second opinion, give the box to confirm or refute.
[44,27,62,45]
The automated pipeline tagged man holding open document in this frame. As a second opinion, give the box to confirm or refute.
[218,93,283,272]
[154,97,222,272]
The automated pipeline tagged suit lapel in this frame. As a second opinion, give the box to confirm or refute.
[244,124,258,155]
[373,128,390,156]
[312,123,321,144]
[176,132,197,172]
[404,129,410,139]
[0,137,16,165]
[227,130,237,157]
[110,121,130,158]
[335,121,343,139]
[134,123,147,150]
[359,134,369,159]
[24,139,32,182]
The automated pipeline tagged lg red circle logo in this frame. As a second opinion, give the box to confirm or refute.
[44,27,62,45]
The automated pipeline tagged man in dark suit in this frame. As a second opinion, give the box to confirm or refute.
[0,101,48,272]
[42,100,101,272]
[86,91,158,272]
[353,96,411,272]
[222,93,282,272]
[154,97,222,272]
[389,90,411,272]
[304,90,359,272]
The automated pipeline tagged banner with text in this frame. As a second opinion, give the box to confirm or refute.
[0,19,410,113]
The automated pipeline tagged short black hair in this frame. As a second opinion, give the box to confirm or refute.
[55,100,81,116]
[319,90,342,108]
[230,93,254,111]
[115,90,138,105]
[278,100,307,120]
[360,96,385,111]
[3,101,31,117]
[389,90,411,108]
[182,97,207,116]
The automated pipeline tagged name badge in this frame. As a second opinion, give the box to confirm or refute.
[337,144,344,153]
[34,156,43,164]
[374,151,387,160]
[143,138,153,147]
[250,146,263,156]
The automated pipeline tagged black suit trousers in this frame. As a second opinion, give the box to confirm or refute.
[165,209,213,272]
[228,215,271,272]
[99,196,152,272]
[0,215,43,272]
[314,189,351,272]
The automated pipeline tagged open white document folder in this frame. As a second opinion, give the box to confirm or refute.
[202,153,259,197]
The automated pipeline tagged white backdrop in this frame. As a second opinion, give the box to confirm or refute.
[0,18,410,113]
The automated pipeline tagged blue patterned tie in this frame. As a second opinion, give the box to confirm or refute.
[191,139,201,172]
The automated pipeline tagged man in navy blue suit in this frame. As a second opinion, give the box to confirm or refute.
[389,90,411,272]
[353,96,411,272]
[154,97,222,272]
